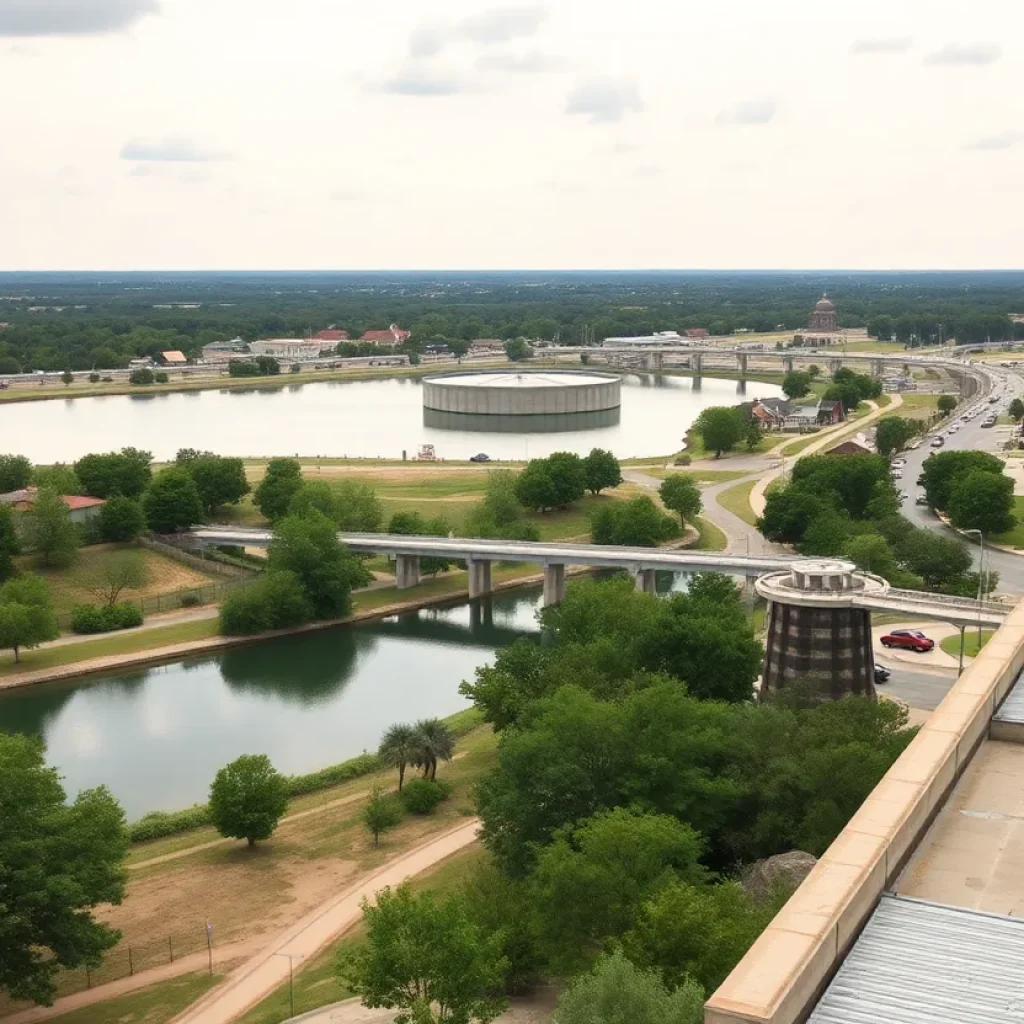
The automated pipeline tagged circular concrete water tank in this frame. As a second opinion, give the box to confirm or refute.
[422,371,622,417]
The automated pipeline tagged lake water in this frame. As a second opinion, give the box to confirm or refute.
[0,373,781,463]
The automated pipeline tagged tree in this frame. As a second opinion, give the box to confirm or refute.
[0,733,127,1005]
[267,509,369,618]
[61,370,74,386]
[822,382,861,412]
[98,495,147,542]
[844,533,899,579]
[23,488,79,568]
[505,337,531,361]
[553,950,704,1024]
[362,786,404,847]
[937,394,958,416]
[781,370,812,399]
[789,453,890,520]
[413,718,455,781]
[0,504,20,582]
[208,754,289,847]
[74,448,152,499]
[1010,398,1024,423]
[75,551,150,607]
[590,496,679,547]
[0,453,32,492]
[692,407,745,458]
[744,420,762,451]
[874,416,919,459]
[659,475,702,526]
[897,528,972,589]
[530,808,706,973]
[583,448,622,495]
[32,462,80,495]
[515,453,586,510]
[128,367,155,385]
[0,574,59,662]
[142,467,204,533]
[175,451,249,516]
[920,450,1005,510]
[449,337,470,362]
[338,884,509,1024]
[254,457,303,522]
[758,488,829,544]
[333,480,384,532]
[379,723,420,791]
[219,569,312,634]
[948,470,1016,535]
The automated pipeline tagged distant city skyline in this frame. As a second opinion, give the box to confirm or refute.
[2,0,1022,270]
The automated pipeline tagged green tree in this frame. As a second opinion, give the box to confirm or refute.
[920,450,1005,510]
[175,451,250,516]
[758,488,829,544]
[0,734,127,1005]
[128,367,155,385]
[744,420,762,451]
[583,448,622,495]
[589,496,679,547]
[98,495,147,542]
[658,474,702,526]
[208,754,289,848]
[31,462,81,495]
[218,570,312,635]
[339,884,509,1023]
[515,453,586,510]
[1010,398,1024,423]
[692,407,745,458]
[61,370,74,386]
[379,722,420,791]
[0,453,32,492]
[254,458,303,522]
[333,480,384,531]
[413,718,456,781]
[362,786,405,847]
[530,808,706,973]
[0,574,59,663]
[553,950,704,1024]
[874,416,919,459]
[75,550,150,606]
[789,453,890,520]
[449,337,470,361]
[267,509,368,618]
[24,488,79,568]
[0,504,20,581]
[896,528,972,590]
[822,382,861,412]
[142,467,204,533]
[843,533,899,578]
[74,448,152,499]
[937,394,958,416]
[948,470,1015,535]
[505,337,531,361]
[781,370,812,399]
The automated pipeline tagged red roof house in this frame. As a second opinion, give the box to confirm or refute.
[360,324,411,347]
[314,329,349,342]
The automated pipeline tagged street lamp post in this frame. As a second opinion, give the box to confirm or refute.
[964,529,985,645]
[271,953,301,1019]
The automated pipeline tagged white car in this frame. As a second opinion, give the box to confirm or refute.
[891,458,907,467]
[891,469,903,480]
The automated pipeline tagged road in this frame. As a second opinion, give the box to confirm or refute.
[898,364,1024,593]
[880,662,958,711]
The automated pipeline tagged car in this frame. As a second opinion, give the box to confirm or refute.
[930,436,945,447]
[890,469,903,480]
[469,453,491,462]
[898,491,908,502]
[874,663,891,684]
[915,495,929,506]
[981,418,996,428]
[880,629,935,652]
[891,458,907,467]
[908,440,922,450]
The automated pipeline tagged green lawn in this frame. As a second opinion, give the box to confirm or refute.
[683,433,775,460]
[990,496,1024,548]
[42,969,224,1024]
[777,431,824,456]
[694,516,728,551]
[837,340,910,354]
[717,480,759,526]
[939,630,994,659]
[638,468,750,484]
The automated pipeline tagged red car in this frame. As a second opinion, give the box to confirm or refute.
[880,629,935,653]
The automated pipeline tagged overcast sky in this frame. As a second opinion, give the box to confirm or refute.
[1,0,1021,270]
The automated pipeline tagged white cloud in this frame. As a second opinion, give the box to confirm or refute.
[851,37,912,55]
[964,131,1024,152]
[0,0,158,37]
[120,136,230,162]
[409,22,448,59]
[476,49,564,73]
[377,67,468,96]
[565,78,643,125]
[461,6,547,44]
[925,43,1001,66]
[716,100,776,126]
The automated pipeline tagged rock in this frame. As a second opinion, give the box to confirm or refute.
[741,850,817,901]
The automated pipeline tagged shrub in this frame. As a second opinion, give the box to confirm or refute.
[88,372,101,383]
[674,454,692,466]
[178,591,203,608]
[128,805,212,843]
[288,753,382,795]
[154,371,169,383]
[129,368,155,386]
[400,778,451,814]
[70,601,144,634]
[219,570,312,635]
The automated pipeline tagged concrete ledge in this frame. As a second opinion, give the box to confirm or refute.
[705,597,1024,1024]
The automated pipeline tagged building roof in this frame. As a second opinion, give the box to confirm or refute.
[361,324,411,345]
[815,293,835,311]
[0,487,105,511]
[826,439,873,455]
[253,338,321,347]
[161,350,188,363]
[314,329,349,341]
[819,399,842,412]
[758,398,795,415]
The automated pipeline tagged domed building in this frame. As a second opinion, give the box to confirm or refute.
[794,293,846,347]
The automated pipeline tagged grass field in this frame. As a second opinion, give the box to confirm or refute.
[683,433,775,461]
[18,545,220,618]
[694,516,728,551]
[717,481,759,526]
[939,630,994,659]
[894,393,940,421]
[636,468,750,484]
[990,496,1024,548]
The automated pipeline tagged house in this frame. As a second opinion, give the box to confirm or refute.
[0,488,106,524]
[746,397,841,433]
[360,324,412,347]
[469,338,505,356]
[684,328,709,339]
[313,329,349,342]
[249,339,324,360]
[128,356,154,369]
[817,399,845,426]
[746,397,795,430]
[160,350,188,366]
[827,439,874,456]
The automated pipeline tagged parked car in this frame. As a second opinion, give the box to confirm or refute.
[891,458,907,467]
[930,436,945,447]
[469,453,491,462]
[880,629,935,652]
[915,495,929,506]
[874,663,891,684]
[891,469,903,480]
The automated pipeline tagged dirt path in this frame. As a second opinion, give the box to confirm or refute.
[173,820,481,1024]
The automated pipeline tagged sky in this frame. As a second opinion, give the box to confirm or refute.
[1,0,1022,271]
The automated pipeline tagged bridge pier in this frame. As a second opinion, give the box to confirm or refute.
[543,563,567,607]
[737,353,748,377]
[690,353,703,375]
[645,352,664,372]
[396,554,420,589]
[634,568,657,595]
[828,358,842,375]
[782,356,795,373]
[468,559,493,599]
[871,359,884,378]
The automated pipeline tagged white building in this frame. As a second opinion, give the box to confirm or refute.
[249,339,325,360]
[602,331,696,347]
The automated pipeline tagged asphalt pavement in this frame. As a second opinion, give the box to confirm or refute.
[895,364,1024,593]
[879,662,958,711]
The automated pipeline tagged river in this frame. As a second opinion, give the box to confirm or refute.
[0,372,780,463]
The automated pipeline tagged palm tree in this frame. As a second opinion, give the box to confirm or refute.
[378,723,419,791]
[413,718,455,781]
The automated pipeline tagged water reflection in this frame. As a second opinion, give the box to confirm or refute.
[423,407,621,434]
